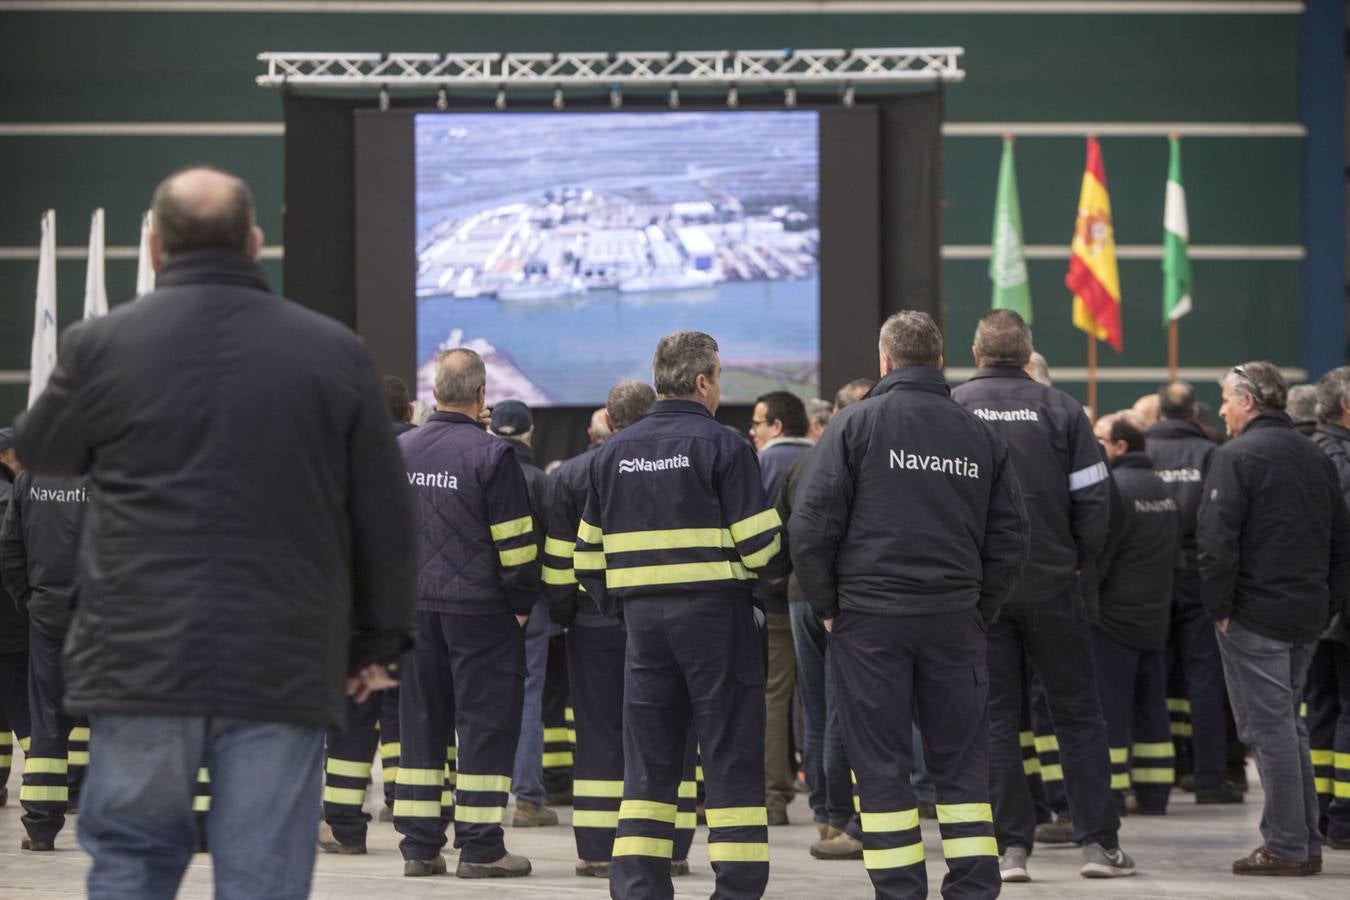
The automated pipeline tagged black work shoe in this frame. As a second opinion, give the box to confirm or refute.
[1196,782,1245,804]
[22,837,55,852]
[1328,836,1350,850]
[403,854,447,877]
[456,852,532,878]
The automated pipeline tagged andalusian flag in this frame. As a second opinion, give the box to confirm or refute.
[990,137,1032,323]
[1066,137,1123,352]
[1163,137,1192,326]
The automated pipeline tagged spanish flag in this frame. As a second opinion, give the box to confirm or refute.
[1066,137,1123,352]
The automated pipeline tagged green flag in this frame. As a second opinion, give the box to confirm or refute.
[990,137,1032,323]
[1163,136,1192,326]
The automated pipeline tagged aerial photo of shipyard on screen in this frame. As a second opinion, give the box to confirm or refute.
[415,110,820,406]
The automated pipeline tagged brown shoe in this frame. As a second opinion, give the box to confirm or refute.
[767,806,789,826]
[575,859,611,877]
[21,837,55,852]
[512,800,558,827]
[457,852,532,878]
[810,832,863,860]
[317,822,366,855]
[1232,847,1314,876]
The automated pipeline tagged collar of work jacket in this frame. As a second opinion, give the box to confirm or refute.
[1316,423,1350,444]
[501,436,537,467]
[1147,417,1210,442]
[867,366,952,400]
[1110,451,1154,471]
[154,248,271,292]
[760,436,814,453]
[651,398,715,419]
[1240,410,1294,436]
[964,365,1034,385]
[427,411,485,429]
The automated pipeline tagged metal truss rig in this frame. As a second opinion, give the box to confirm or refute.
[255,48,966,91]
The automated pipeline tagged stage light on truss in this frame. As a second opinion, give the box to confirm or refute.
[610,84,622,109]
[436,87,448,111]
[495,87,506,110]
[843,83,856,108]
[668,86,680,109]
[379,86,390,112]
[785,86,797,108]
[727,86,739,108]
[553,87,565,110]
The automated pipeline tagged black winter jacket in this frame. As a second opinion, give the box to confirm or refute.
[0,469,25,655]
[791,367,1028,622]
[400,412,540,617]
[1312,423,1350,644]
[0,473,88,640]
[1197,412,1350,644]
[1096,453,1180,651]
[1145,418,1215,566]
[542,444,616,627]
[952,368,1109,604]
[755,438,812,615]
[14,250,417,729]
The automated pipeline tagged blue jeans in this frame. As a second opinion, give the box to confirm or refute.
[78,714,324,900]
[790,601,852,829]
[511,597,550,806]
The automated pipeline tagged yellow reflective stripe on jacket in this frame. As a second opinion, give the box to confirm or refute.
[542,751,574,767]
[542,565,576,585]
[863,843,925,869]
[498,544,538,567]
[728,508,781,544]
[607,561,751,590]
[740,533,781,570]
[705,806,768,828]
[613,836,673,858]
[935,803,992,825]
[193,795,211,812]
[602,527,731,554]
[545,536,576,558]
[1110,772,1131,789]
[577,519,603,544]
[457,773,511,793]
[942,836,998,858]
[708,842,770,863]
[676,812,698,830]
[490,515,533,542]
[619,799,677,823]
[860,809,919,832]
[197,768,211,783]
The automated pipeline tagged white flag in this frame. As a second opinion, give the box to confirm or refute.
[135,209,155,297]
[29,210,58,408]
[83,208,109,320]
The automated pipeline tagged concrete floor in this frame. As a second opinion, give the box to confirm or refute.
[1,757,1348,899]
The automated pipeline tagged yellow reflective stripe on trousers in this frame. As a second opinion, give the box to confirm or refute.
[1311,749,1335,766]
[574,779,625,798]
[863,843,926,869]
[1018,731,1034,748]
[1109,747,1129,764]
[19,786,68,802]
[542,565,577,585]
[457,773,511,793]
[456,805,505,823]
[1110,773,1131,790]
[1132,741,1173,758]
[606,561,750,590]
[619,799,678,823]
[0,755,11,767]
[678,780,698,799]
[676,812,698,830]
[381,742,401,759]
[68,727,90,741]
[708,842,770,863]
[935,803,992,825]
[577,519,603,544]
[542,752,574,767]
[613,836,673,858]
[739,533,781,570]
[398,768,445,787]
[490,515,533,542]
[1033,735,1059,754]
[543,727,572,742]
[545,536,576,559]
[860,809,919,832]
[1022,758,1042,775]
[24,757,68,774]
[197,768,211,783]
[193,796,211,812]
[326,758,373,779]
[323,786,367,806]
[728,508,781,544]
[706,806,768,828]
[574,551,606,571]
[943,836,998,858]
[602,527,730,554]
[573,809,621,828]
[67,751,90,766]
[393,799,442,818]
[19,736,31,752]
[1041,764,1064,781]
[499,544,538,567]
[1335,781,1350,799]
[1335,752,1350,769]
[1166,698,1191,712]
[1131,767,1175,783]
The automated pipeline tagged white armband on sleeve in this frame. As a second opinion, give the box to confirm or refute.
[1069,461,1108,492]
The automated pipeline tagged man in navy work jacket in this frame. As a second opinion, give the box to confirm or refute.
[792,311,1028,900]
[393,347,541,880]
[575,331,784,900]
[1198,361,1350,876]
[13,166,416,900]
[952,309,1134,883]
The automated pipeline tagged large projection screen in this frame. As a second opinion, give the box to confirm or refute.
[354,104,882,417]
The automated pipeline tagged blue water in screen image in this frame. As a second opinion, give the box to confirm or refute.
[414,110,820,406]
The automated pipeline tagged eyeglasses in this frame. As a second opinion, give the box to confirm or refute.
[750,419,769,428]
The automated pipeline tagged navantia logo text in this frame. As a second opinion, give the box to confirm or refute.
[889,449,980,479]
[618,455,692,474]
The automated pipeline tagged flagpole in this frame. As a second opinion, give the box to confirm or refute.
[1087,333,1098,421]
[1167,320,1178,382]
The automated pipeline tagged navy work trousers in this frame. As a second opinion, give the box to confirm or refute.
[1166,569,1228,791]
[1090,628,1174,814]
[22,627,86,844]
[323,687,400,846]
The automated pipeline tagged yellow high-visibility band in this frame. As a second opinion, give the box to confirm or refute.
[545,536,576,558]
[543,727,572,743]
[326,758,373,779]
[1132,742,1173,758]
[446,746,457,761]
[1334,752,1350,769]
[678,781,698,799]
[197,768,211,783]
[323,786,367,806]
[708,842,770,863]
[397,768,446,787]
[676,812,698,830]
[740,534,782,570]
[573,809,621,828]
[1109,747,1129,764]
[863,843,925,869]
[935,803,992,825]
[1131,767,1175,784]
[499,544,537,567]
[706,806,768,829]
[456,805,505,824]
[603,527,731,554]
[490,515,533,542]
[441,790,455,806]
[1022,758,1042,775]
[1041,764,1064,782]
[565,707,574,722]
[67,751,90,766]
[1034,735,1059,754]
[1166,698,1191,712]
[24,757,68,774]
[1335,781,1350,799]
[457,773,511,793]
[613,837,673,858]
[577,519,603,544]
[19,785,68,803]
[619,800,678,823]
[606,561,749,589]
[861,809,919,832]
[574,551,606,571]
[1170,723,1193,736]
[393,799,442,818]
[380,742,401,758]
[1310,749,1334,766]
[19,737,31,752]
[729,508,782,544]
[0,756,11,767]
[193,796,211,812]
[68,727,90,741]
[1314,777,1333,794]
[542,752,574,768]
[1110,773,1131,790]
[542,566,577,585]
[574,779,625,798]
[1018,731,1034,748]
[942,836,998,859]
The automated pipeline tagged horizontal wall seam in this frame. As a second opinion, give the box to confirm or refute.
[0,2,1309,16]
[0,122,1305,138]
[0,247,284,260]
[0,366,1309,385]
[944,245,1305,260]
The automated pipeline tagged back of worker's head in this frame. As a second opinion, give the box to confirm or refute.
[151,165,257,258]
[972,309,1033,369]
[1157,381,1197,421]
[383,375,412,424]
[433,348,486,408]
[607,379,657,432]
[834,378,876,413]
[878,311,943,371]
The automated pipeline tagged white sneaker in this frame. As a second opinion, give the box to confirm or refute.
[1080,842,1136,877]
[1000,845,1030,882]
